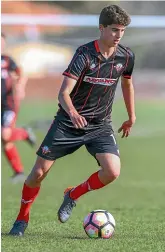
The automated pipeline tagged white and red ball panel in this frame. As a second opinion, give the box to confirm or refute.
[91,211,108,227]
[101,224,115,239]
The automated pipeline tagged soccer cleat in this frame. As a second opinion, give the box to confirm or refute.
[58,187,76,223]
[24,127,36,147]
[9,220,28,236]
[10,172,26,184]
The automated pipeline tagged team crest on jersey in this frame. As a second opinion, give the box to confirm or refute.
[115,63,123,72]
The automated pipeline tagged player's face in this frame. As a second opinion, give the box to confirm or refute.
[1,36,6,53]
[100,24,126,47]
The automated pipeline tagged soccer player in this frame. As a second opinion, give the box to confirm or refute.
[9,5,136,235]
[1,32,36,183]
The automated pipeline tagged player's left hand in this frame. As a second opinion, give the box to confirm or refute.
[118,117,136,138]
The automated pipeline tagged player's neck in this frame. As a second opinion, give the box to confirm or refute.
[97,39,116,59]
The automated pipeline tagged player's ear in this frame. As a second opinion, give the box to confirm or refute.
[99,24,104,32]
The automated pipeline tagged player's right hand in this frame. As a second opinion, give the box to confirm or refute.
[69,109,87,129]
[118,117,136,138]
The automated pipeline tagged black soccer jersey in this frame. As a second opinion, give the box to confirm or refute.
[1,55,19,110]
[57,40,135,126]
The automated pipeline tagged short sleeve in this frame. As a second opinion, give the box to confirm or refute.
[63,48,88,80]
[8,57,18,71]
[122,51,135,79]
[8,57,21,75]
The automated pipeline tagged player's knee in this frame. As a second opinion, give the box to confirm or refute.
[97,153,121,182]
[29,164,46,182]
[106,167,120,181]
[103,161,121,182]
[1,127,12,142]
[34,168,44,180]
[26,156,54,186]
[26,166,45,187]
[3,142,14,150]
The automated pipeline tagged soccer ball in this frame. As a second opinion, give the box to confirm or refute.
[83,209,115,239]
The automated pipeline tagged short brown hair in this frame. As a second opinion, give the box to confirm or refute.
[99,5,131,27]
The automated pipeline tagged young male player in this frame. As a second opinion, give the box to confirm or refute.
[9,5,136,235]
[1,33,36,183]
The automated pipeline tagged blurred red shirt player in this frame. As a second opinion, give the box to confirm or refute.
[1,32,36,183]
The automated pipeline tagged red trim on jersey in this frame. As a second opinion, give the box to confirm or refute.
[125,49,129,70]
[122,75,131,79]
[63,72,78,80]
[79,58,100,114]
[86,54,90,70]
[122,49,130,78]
[96,59,101,78]
[94,40,100,53]
[88,59,101,121]
[104,57,115,93]
[105,89,113,117]
[67,50,82,75]
[89,96,101,121]
[71,69,87,101]
[64,47,90,101]
[79,85,95,113]
[104,56,115,117]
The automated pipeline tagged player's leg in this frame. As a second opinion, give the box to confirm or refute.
[1,110,25,181]
[9,119,84,235]
[2,110,36,181]
[9,119,60,236]
[2,108,36,145]
[7,109,36,146]
[9,126,36,146]
[2,140,25,182]
[69,153,120,199]
[9,156,55,236]
[58,133,120,223]
[71,133,120,197]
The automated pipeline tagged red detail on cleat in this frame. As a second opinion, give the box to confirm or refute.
[64,187,75,195]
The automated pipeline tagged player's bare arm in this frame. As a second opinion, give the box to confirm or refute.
[118,76,136,138]
[11,68,28,101]
[58,76,87,129]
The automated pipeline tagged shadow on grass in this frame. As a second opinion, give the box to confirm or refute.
[1,232,89,240]
[2,232,164,242]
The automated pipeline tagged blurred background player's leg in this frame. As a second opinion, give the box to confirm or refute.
[1,32,36,183]
[1,110,36,183]
[9,126,36,147]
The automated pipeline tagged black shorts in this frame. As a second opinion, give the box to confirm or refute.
[36,119,119,164]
